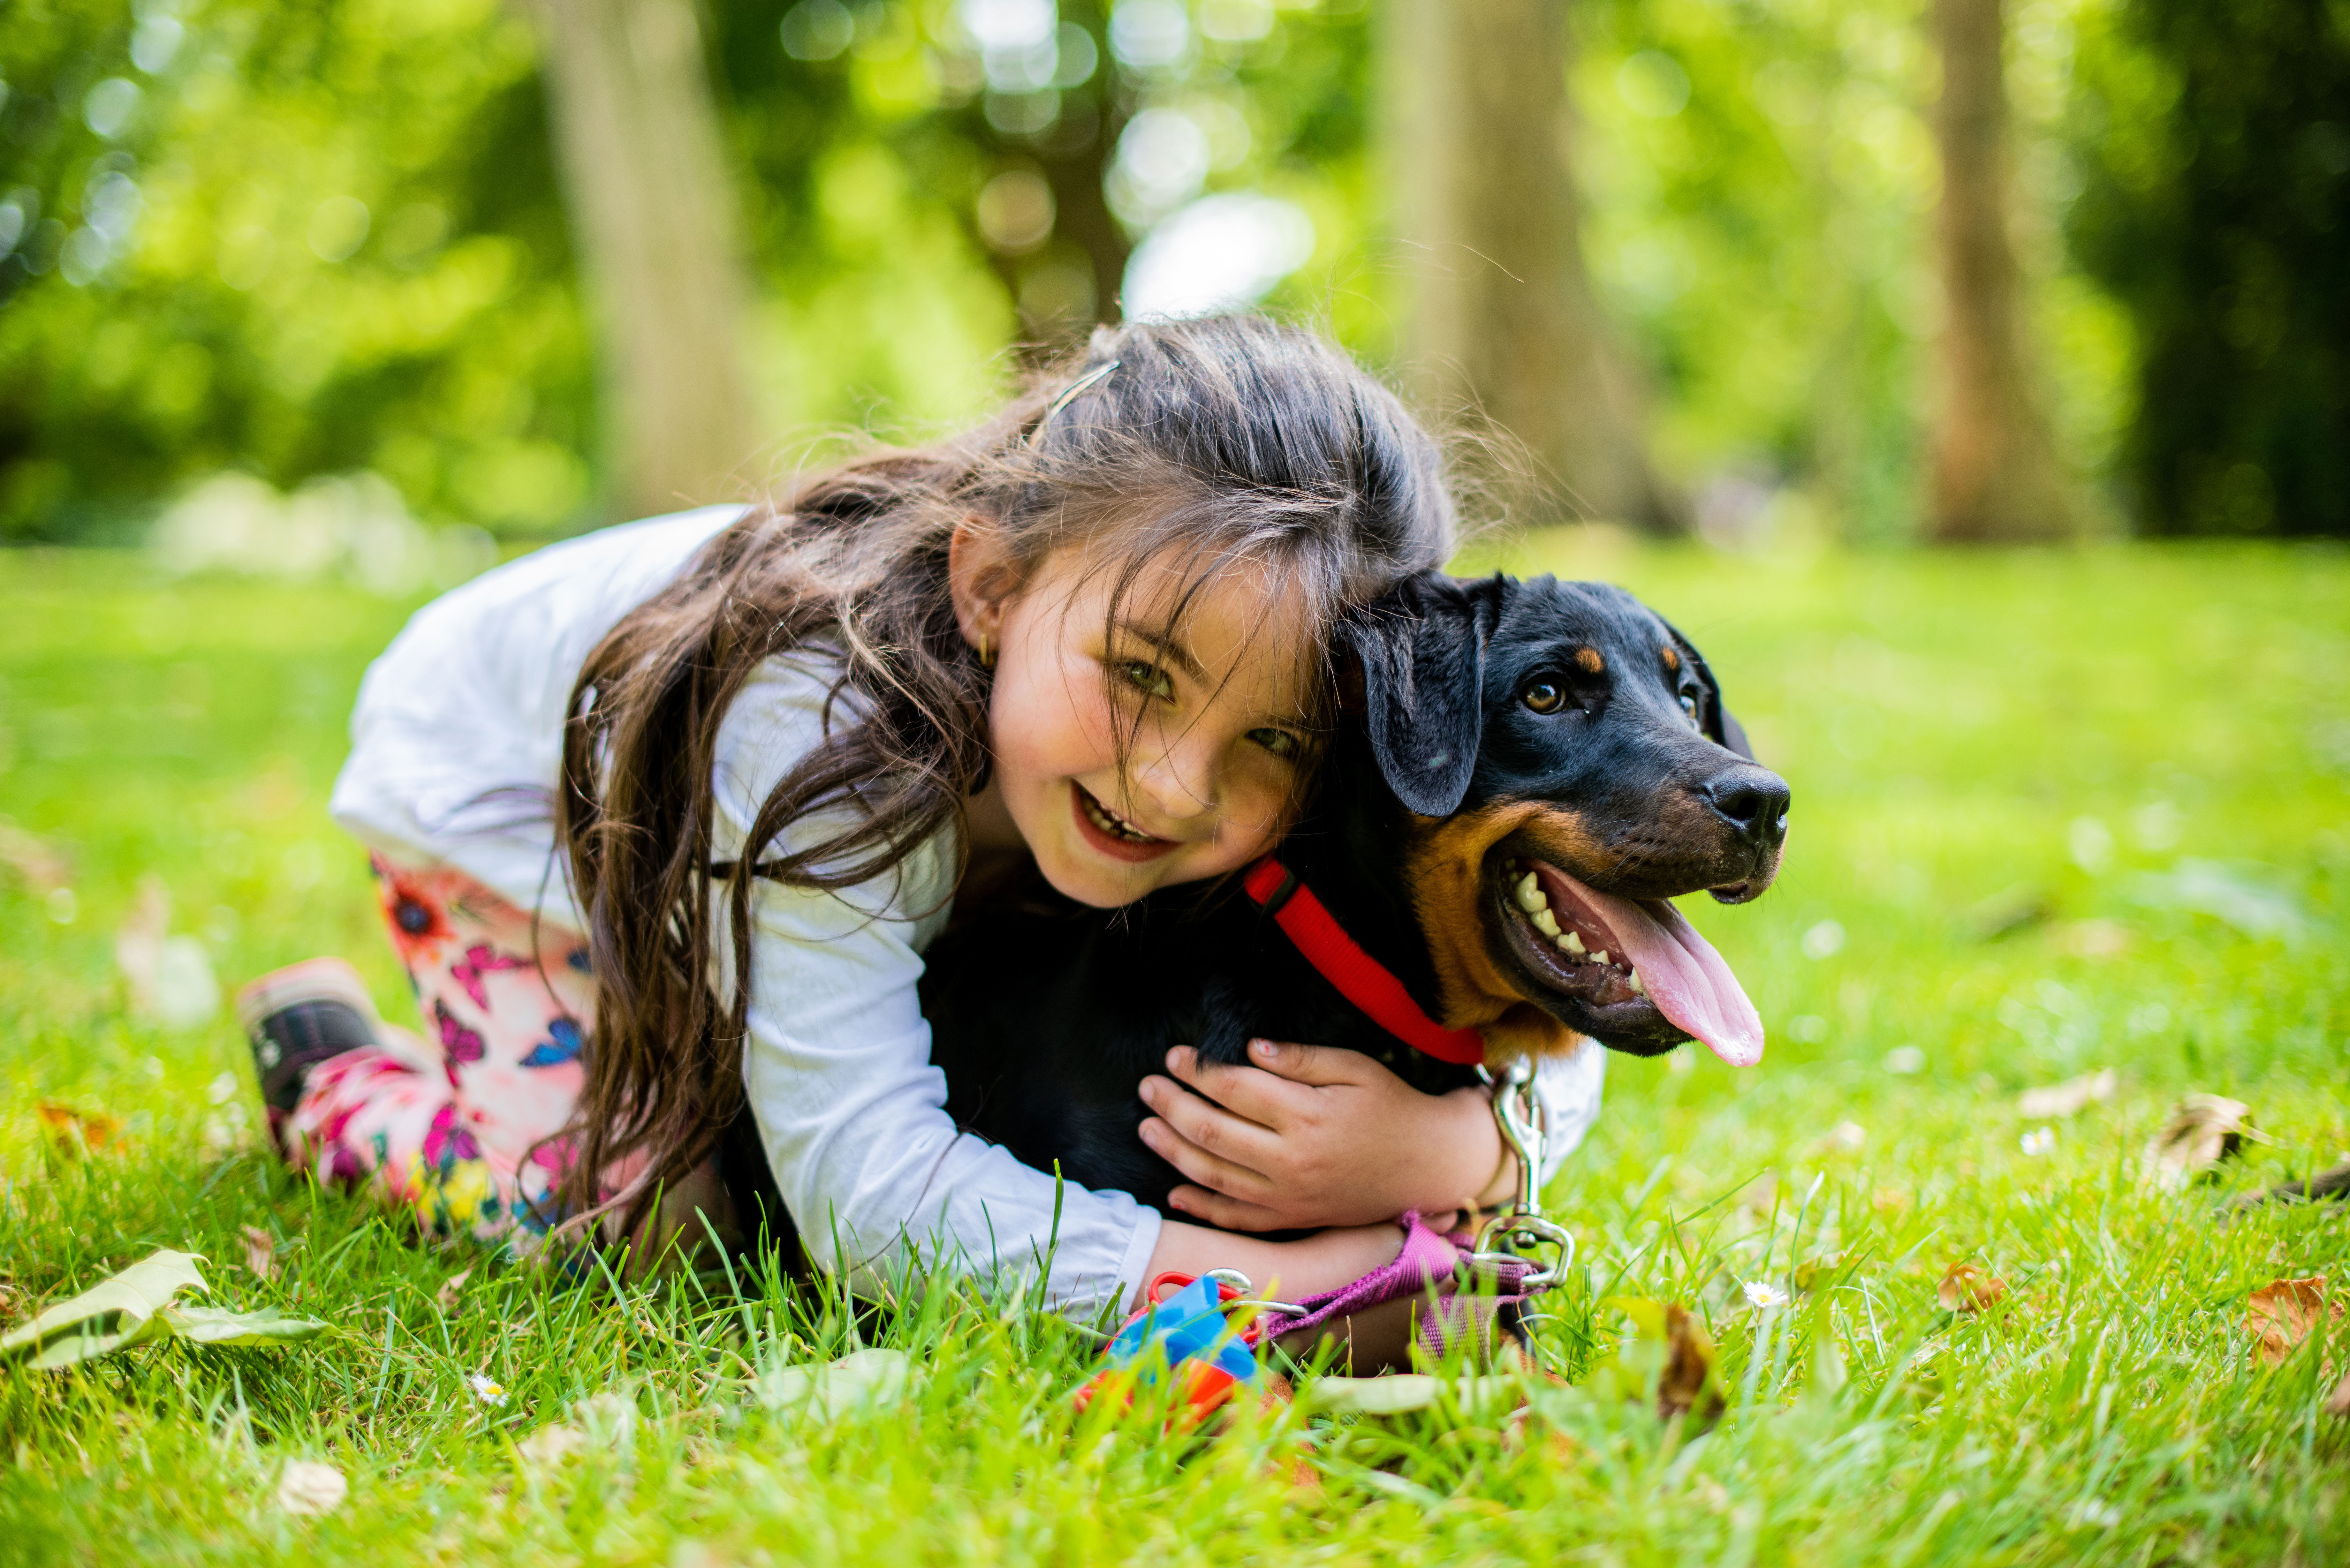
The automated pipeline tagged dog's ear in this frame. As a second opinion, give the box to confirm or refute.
[1658,616,1754,760]
[1340,576,1496,817]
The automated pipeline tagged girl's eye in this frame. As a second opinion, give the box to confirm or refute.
[1119,660,1175,701]
[1522,678,1567,715]
[1679,692,1701,726]
[1247,727,1301,760]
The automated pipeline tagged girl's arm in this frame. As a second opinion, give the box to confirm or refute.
[1136,1039,1543,1233]
[1140,1215,1424,1306]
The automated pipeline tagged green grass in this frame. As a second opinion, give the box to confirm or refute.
[2,538,2346,1565]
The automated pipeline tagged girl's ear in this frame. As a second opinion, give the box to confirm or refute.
[947,516,1020,652]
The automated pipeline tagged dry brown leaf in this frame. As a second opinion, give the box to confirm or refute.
[240,1225,276,1282]
[2235,1161,2350,1209]
[1969,883,2050,941]
[2018,1068,2118,1120]
[275,1460,347,1517]
[0,821,70,892]
[2049,920,2131,959]
[114,875,171,1014]
[2324,1371,2350,1418]
[2147,1095,2269,1181]
[1792,1252,1845,1293]
[1658,1303,1725,1422]
[436,1269,471,1313]
[517,1424,584,1466]
[1938,1263,2009,1314]
[37,1101,124,1153]
[2246,1276,2340,1367]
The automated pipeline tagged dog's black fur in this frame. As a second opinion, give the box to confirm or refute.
[919,572,1790,1214]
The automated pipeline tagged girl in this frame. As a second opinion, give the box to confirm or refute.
[239,315,1604,1315]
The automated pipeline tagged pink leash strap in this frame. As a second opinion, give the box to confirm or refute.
[1264,1211,1533,1351]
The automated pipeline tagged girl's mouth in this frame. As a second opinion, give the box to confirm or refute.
[1071,783,1179,863]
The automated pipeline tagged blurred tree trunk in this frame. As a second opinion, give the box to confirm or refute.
[1385,0,1683,533]
[532,0,763,519]
[1036,124,1128,328]
[973,118,1129,347]
[1929,0,2072,542]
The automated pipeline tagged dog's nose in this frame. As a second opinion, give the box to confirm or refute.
[1702,767,1791,850]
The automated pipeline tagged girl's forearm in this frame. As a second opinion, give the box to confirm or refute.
[1138,1217,1408,1309]
[1441,1084,1522,1212]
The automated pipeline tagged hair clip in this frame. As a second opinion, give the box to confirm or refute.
[1037,359,1120,431]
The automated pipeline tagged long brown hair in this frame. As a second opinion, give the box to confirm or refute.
[555,315,1459,1233]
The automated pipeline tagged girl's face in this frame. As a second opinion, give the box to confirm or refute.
[969,544,1316,909]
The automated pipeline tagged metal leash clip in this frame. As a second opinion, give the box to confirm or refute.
[1466,1058,1575,1294]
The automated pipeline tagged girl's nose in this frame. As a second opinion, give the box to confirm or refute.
[1128,731,1220,824]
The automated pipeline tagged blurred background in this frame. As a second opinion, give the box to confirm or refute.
[2,0,2344,569]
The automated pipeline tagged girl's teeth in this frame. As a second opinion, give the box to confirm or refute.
[1084,793,1152,841]
[1514,872,1546,913]
[1531,908,1560,939]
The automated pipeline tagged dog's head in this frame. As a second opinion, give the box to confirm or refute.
[1339,573,1788,1066]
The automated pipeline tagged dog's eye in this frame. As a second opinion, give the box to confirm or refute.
[1522,678,1567,715]
[1679,692,1700,726]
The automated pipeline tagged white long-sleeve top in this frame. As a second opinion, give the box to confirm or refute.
[329,508,1604,1314]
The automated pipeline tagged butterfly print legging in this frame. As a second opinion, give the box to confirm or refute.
[280,856,600,1244]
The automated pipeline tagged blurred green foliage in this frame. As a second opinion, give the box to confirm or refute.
[2067,0,2350,538]
[0,0,2340,543]
[0,0,594,542]
[1574,0,2141,542]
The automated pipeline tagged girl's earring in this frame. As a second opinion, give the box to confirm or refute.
[978,633,997,670]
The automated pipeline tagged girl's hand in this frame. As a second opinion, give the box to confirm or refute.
[1136,1040,1512,1231]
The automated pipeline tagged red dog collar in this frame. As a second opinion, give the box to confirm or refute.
[1241,856,1488,1067]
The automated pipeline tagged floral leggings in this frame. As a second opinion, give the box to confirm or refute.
[282,857,599,1244]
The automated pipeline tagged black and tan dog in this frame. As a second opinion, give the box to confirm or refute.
[920,571,1790,1211]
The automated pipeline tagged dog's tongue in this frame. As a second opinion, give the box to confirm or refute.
[1539,868,1766,1067]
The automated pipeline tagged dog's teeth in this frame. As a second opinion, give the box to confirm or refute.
[1513,872,1547,913]
[1629,969,1646,996]
[1591,949,1610,967]
[1563,931,1586,956]
[1554,931,1576,953]
[1531,908,1560,939]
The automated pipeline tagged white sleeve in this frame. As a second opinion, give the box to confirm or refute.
[710,656,1161,1317]
[1531,1044,1607,1184]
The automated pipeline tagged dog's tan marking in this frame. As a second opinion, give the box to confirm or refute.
[1401,802,1623,1063]
[1574,647,1605,674]
[1660,645,1680,672]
